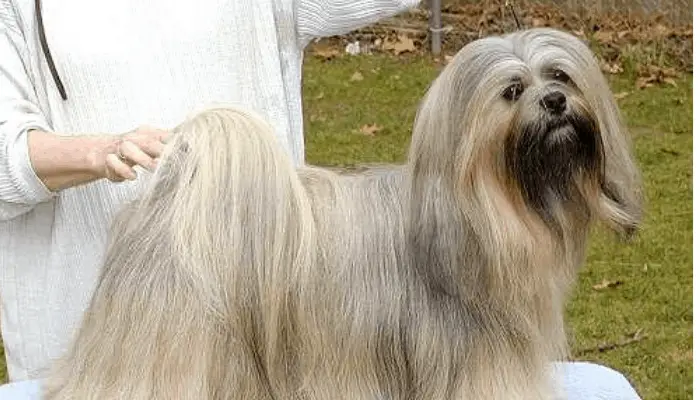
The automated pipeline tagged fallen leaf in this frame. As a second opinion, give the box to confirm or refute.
[592,279,623,290]
[310,114,327,123]
[654,24,671,37]
[382,34,416,55]
[314,92,325,100]
[635,76,656,89]
[617,30,631,39]
[593,30,615,44]
[350,71,364,82]
[311,45,341,61]
[601,62,624,75]
[614,91,630,99]
[359,123,383,136]
[531,18,546,27]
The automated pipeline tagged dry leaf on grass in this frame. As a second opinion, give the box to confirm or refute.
[635,65,680,89]
[309,114,327,123]
[617,30,631,39]
[531,18,546,27]
[592,279,623,290]
[311,45,341,61]
[350,71,364,82]
[593,30,615,44]
[358,124,383,136]
[382,34,416,55]
[614,92,630,100]
[636,76,676,89]
[601,62,624,75]
[654,24,672,37]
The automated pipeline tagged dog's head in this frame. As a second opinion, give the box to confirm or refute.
[409,28,642,239]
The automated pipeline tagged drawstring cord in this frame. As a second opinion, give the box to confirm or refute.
[35,0,67,100]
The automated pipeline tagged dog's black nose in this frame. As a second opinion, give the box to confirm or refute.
[540,92,567,114]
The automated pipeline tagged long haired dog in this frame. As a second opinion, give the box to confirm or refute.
[44,28,642,400]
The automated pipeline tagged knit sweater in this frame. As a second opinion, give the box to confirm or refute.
[0,0,420,381]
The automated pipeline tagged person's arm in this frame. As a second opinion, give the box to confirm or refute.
[27,127,167,192]
[296,0,421,45]
[0,1,166,221]
[26,130,119,191]
[0,0,57,220]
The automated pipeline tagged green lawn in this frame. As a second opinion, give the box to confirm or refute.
[302,54,692,400]
[0,53,691,399]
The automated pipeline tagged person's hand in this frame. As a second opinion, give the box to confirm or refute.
[100,126,170,182]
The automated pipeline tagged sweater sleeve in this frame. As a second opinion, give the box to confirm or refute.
[296,0,421,46]
[0,0,55,221]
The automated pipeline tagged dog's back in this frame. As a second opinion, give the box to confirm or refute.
[293,166,419,398]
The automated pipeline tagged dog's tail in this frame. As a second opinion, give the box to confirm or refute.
[43,106,317,399]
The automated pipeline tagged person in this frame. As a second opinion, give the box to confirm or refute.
[0,1,643,398]
[0,0,424,382]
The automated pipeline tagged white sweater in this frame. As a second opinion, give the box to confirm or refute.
[0,0,419,381]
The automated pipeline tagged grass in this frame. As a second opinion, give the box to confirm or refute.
[0,53,691,399]
[302,53,692,399]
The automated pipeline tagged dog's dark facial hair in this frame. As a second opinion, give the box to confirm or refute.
[505,111,602,228]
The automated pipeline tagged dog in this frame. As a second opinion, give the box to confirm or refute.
[43,28,642,400]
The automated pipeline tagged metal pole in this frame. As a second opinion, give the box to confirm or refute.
[430,0,442,55]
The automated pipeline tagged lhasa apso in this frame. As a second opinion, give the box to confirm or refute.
[44,28,642,400]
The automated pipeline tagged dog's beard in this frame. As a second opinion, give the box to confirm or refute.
[505,111,601,226]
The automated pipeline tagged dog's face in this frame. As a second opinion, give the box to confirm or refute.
[410,28,642,238]
[499,58,603,225]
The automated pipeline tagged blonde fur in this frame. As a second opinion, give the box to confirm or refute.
[43,28,642,400]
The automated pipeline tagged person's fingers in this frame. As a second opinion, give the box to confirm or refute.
[123,128,169,157]
[132,126,170,143]
[105,153,136,181]
[119,140,158,172]
[137,139,166,159]
[154,129,170,143]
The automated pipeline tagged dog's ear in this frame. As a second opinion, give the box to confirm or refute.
[599,178,642,240]
[593,92,644,241]
[558,30,645,240]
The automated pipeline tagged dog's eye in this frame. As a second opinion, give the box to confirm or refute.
[503,82,524,102]
[551,69,571,83]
